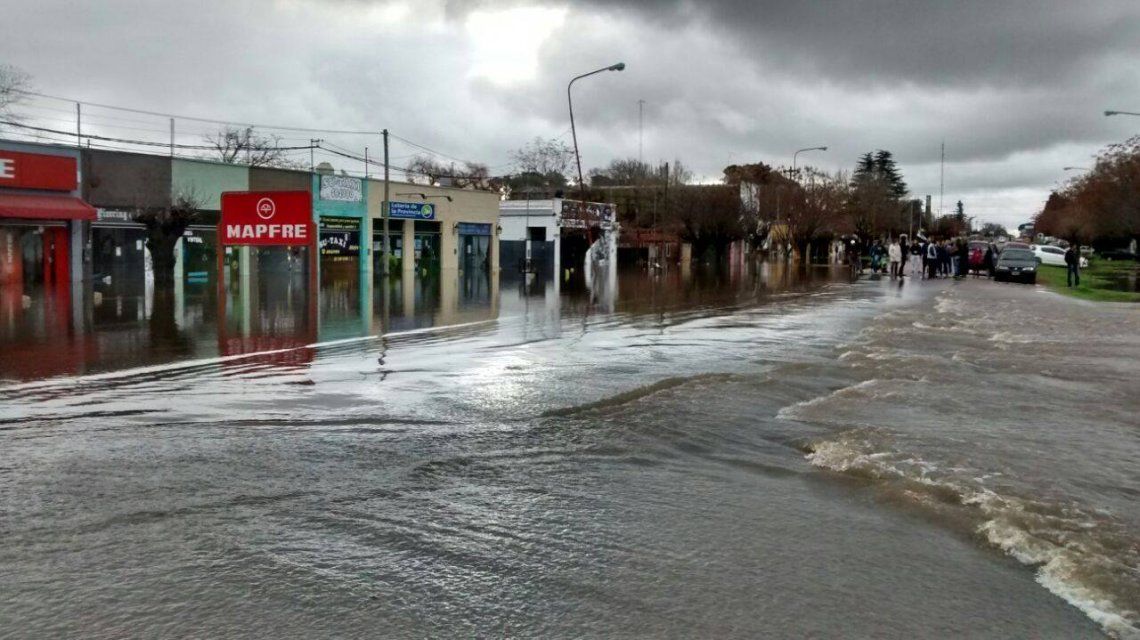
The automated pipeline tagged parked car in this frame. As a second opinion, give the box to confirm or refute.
[1032,244,1088,268]
[1000,241,1031,254]
[994,248,1038,284]
[1032,244,1067,266]
[1099,249,1138,261]
[967,240,992,274]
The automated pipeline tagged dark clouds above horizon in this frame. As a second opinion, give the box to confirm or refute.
[4,0,1140,227]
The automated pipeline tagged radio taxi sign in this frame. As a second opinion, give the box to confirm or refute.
[219,191,313,246]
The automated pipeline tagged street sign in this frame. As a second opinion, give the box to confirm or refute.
[389,201,435,220]
[219,191,313,246]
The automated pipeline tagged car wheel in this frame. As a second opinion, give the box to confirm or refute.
[1028,276,1037,285]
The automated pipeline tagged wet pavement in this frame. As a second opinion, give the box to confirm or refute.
[1,264,1135,638]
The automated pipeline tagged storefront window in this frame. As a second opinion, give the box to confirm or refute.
[458,223,492,273]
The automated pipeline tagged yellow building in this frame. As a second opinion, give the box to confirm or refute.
[365,180,500,276]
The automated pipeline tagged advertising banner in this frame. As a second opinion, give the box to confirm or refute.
[319,175,363,202]
[319,216,360,261]
[389,201,436,220]
[561,200,616,229]
[219,191,313,246]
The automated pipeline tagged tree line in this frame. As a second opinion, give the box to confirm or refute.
[1036,136,1140,248]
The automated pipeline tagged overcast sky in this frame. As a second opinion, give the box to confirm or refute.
[4,0,1140,228]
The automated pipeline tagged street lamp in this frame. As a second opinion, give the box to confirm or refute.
[568,62,625,222]
[792,146,828,180]
[1062,166,1090,172]
[1105,110,1140,117]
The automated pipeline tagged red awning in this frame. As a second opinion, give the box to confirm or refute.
[0,193,97,221]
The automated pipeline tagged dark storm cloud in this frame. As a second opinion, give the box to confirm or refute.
[538,1,1140,87]
[4,0,1140,226]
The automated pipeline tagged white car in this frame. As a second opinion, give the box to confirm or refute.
[1032,244,1088,268]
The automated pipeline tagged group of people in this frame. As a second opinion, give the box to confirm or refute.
[850,235,973,280]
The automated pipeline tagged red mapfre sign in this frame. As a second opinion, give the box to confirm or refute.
[0,150,78,192]
[219,191,313,246]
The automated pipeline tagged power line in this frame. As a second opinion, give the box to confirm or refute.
[388,132,482,166]
[13,91,503,176]
[0,120,315,152]
[13,89,382,135]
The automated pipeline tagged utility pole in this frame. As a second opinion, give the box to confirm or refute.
[75,103,81,149]
[382,129,390,276]
[169,118,175,157]
[638,99,645,165]
[364,147,369,179]
[310,139,317,172]
[939,140,945,217]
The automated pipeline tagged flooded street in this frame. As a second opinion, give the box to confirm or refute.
[1,265,1136,638]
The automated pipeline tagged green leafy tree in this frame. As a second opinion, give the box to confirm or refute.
[874,150,908,198]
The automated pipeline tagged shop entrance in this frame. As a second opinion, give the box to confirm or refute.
[319,216,361,278]
[0,223,69,291]
[458,223,492,273]
[372,228,403,276]
[414,221,441,272]
[92,226,148,293]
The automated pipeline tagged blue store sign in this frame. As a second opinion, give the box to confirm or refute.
[457,222,492,236]
[389,201,435,220]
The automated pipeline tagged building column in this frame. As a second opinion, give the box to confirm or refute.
[553,227,562,285]
[173,237,184,327]
[360,214,372,280]
[239,246,252,337]
[402,219,414,273]
[441,221,457,271]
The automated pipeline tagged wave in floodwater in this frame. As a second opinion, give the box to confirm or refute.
[782,284,1140,639]
[803,428,1139,639]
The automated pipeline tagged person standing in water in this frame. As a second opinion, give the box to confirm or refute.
[898,234,909,277]
[927,238,941,279]
[888,237,902,279]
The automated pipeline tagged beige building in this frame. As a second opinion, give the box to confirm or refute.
[365,180,500,276]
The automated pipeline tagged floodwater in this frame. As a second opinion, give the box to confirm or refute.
[1,263,1137,638]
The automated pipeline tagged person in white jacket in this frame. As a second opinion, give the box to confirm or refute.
[888,238,902,279]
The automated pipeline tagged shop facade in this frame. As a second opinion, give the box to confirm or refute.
[313,172,368,280]
[0,141,93,294]
[84,151,226,292]
[366,180,500,276]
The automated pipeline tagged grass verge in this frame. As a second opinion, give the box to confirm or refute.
[1036,262,1140,302]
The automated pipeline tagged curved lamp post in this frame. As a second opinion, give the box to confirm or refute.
[1062,166,1090,172]
[1105,110,1140,117]
[792,146,828,180]
[568,62,625,223]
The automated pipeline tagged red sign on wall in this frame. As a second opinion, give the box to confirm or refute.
[0,151,78,192]
[219,191,313,246]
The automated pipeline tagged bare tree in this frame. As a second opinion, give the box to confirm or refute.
[0,64,31,131]
[204,126,298,168]
[511,136,573,177]
[133,191,202,289]
[782,168,849,261]
[406,155,495,190]
[666,185,745,261]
